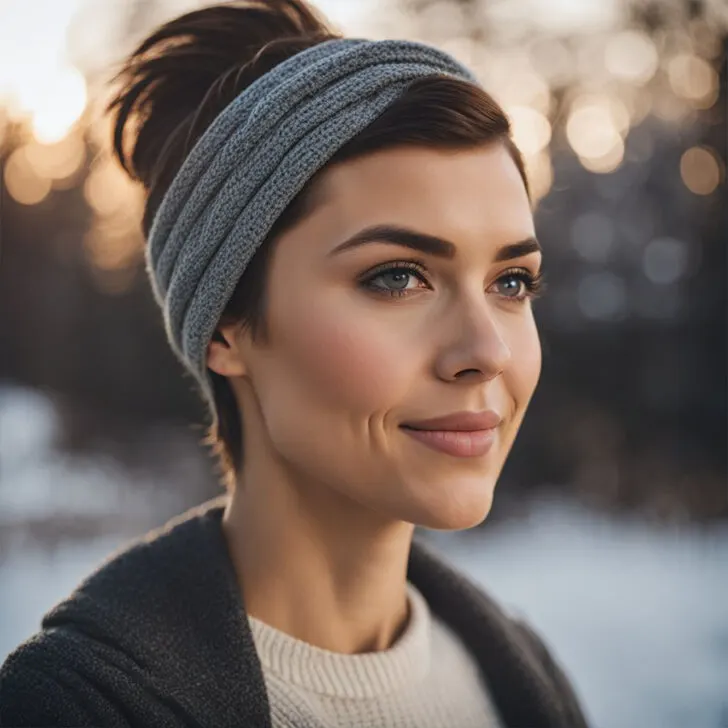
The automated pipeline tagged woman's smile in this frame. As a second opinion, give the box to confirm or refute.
[400,425,497,458]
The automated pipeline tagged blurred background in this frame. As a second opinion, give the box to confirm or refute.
[0,0,726,726]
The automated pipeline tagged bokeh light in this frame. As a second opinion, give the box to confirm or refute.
[618,85,654,128]
[577,272,628,321]
[604,30,659,86]
[496,67,551,115]
[578,138,625,174]
[83,215,142,275]
[528,38,574,87]
[83,159,134,218]
[507,105,552,156]
[23,133,86,184]
[571,212,615,263]
[566,94,628,172]
[0,0,87,143]
[4,146,52,206]
[680,146,723,195]
[642,237,690,285]
[29,66,87,144]
[0,111,8,150]
[486,0,619,34]
[688,18,723,60]
[667,54,719,109]
[523,148,553,203]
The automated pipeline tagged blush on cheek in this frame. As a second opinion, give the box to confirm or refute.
[283,301,406,412]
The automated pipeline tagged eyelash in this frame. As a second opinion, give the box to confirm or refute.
[360,260,545,302]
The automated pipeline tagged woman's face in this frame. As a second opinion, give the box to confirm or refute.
[219,142,542,531]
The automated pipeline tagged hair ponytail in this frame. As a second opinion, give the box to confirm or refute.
[107,0,339,235]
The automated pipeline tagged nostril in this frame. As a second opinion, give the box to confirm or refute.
[455,369,482,379]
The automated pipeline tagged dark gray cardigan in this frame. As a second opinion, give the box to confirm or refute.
[0,496,590,727]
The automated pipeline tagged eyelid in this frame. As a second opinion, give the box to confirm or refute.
[497,264,542,278]
[359,258,429,277]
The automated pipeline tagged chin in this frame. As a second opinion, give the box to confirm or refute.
[408,478,496,532]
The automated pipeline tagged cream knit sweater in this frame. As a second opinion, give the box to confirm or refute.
[248,582,504,728]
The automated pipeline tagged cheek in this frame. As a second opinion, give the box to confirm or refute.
[256,289,416,488]
[504,311,542,412]
[269,292,409,416]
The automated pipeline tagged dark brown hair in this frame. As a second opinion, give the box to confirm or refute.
[107,0,530,491]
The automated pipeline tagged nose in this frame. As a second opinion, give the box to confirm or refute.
[434,295,512,383]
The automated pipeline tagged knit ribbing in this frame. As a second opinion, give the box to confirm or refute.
[247,583,430,699]
[248,582,506,728]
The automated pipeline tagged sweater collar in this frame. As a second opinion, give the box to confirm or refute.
[43,495,573,728]
[247,582,431,698]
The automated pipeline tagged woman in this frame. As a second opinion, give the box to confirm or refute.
[0,1,590,726]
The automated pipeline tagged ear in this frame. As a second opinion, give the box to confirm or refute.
[206,323,248,378]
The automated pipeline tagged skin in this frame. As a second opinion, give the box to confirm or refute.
[209,141,542,656]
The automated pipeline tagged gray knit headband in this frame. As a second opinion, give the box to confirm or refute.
[146,37,478,419]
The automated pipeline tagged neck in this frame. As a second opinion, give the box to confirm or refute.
[222,464,415,655]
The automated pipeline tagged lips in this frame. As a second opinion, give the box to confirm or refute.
[400,410,502,432]
[399,410,502,458]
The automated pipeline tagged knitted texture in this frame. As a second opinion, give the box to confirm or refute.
[248,582,505,727]
[145,37,478,417]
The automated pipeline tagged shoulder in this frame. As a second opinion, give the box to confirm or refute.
[510,617,591,727]
[0,628,133,727]
[0,497,234,728]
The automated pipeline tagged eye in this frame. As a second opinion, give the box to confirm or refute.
[359,262,545,302]
[360,261,430,298]
[491,268,544,302]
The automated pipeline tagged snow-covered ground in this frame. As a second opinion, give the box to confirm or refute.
[429,504,728,728]
[2,385,727,728]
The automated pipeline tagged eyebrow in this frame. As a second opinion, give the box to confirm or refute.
[327,224,542,262]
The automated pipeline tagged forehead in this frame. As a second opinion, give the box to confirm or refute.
[310,142,534,245]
